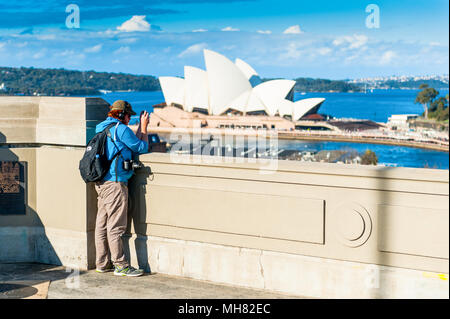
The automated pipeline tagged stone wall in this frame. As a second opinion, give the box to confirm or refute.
[121,153,449,298]
[0,97,448,298]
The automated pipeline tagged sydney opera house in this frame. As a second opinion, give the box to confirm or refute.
[152,49,326,130]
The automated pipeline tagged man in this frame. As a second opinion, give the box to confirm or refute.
[94,100,149,277]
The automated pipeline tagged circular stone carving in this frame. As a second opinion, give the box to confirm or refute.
[337,209,365,241]
[332,202,372,247]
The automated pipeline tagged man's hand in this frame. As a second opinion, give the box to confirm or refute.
[138,110,149,144]
[140,111,150,132]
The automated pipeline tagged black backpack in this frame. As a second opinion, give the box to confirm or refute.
[79,123,121,183]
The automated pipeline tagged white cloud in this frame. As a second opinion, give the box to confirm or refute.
[279,42,302,59]
[16,42,28,48]
[119,37,138,44]
[332,39,343,46]
[318,47,332,55]
[55,49,75,57]
[192,29,208,33]
[99,29,119,37]
[380,50,396,65]
[333,34,368,49]
[117,15,150,32]
[429,42,441,46]
[178,43,208,57]
[114,46,130,55]
[0,42,5,50]
[221,26,240,32]
[52,50,86,61]
[283,25,303,34]
[345,54,359,63]
[36,34,56,40]
[33,49,46,59]
[222,45,236,51]
[84,44,102,53]
[257,30,272,34]
[348,35,368,49]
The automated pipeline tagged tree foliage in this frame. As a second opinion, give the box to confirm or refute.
[428,94,449,122]
[0,66,161,96]
[361,150,378,165]
[291,77,362,92]
[415,84,448,121]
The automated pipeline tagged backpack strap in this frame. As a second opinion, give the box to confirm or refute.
[105,123,123,182]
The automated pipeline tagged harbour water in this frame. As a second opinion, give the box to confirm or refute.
[304,89,449,123]
[90,89,449,170]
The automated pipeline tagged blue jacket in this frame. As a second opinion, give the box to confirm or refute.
[95,117,149,183]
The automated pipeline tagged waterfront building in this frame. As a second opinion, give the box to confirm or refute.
[387,114,419,130]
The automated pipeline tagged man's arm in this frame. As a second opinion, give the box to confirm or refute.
[136,111,149,144]
[120,126,148,155]
[135,118,142,140]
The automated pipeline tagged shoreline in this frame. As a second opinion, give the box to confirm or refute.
[142,127,449,153]
[277,132,449,152]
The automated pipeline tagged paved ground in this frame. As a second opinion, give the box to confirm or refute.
[0,263,299,299]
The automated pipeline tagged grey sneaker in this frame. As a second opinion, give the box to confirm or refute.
[96,265,115,273]
[114,265,144,277]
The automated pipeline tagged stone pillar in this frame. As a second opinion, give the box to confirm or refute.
[0,97,110,269]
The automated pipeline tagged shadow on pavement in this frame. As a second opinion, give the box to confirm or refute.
[0,263,83,299]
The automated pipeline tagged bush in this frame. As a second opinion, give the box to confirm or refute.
[361,150,378,165]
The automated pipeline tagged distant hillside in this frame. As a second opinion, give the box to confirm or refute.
[0,66,365,96]
[291,77,362,93]
[0,66,161,96]
[376,79,449,89]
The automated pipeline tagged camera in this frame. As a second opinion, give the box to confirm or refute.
[123,159,144,171]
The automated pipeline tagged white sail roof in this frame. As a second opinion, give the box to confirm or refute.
[159,76,185,107]
[184,66,209,113]
[235,58,262,87]
[158,49,325,119]
[292,98,326,120]
[278,99,295,118]
[204,49,252,115]
[253,79,296,116]
[245,90,267,114]
[222,90,251,114]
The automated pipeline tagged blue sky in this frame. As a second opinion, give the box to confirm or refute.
[0,0,448,79]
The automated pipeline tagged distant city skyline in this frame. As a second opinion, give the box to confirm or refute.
[348,74,449,83]
[0,0,448,79]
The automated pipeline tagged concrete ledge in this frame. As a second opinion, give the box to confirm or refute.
[135,152,448,274]
[125,234,449,299]
[0,227,41,263]
[37,227,89,270]
[0,226,89,270]
[0,96,109,145]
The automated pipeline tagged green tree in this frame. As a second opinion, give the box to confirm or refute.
[361,150,378,165]
[429,94,449,122]
[415,84,439,119]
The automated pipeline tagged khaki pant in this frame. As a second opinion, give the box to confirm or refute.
[94,181,129,269]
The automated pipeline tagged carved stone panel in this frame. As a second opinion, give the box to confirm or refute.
[0,161,27,215]
[331,202,372,248]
